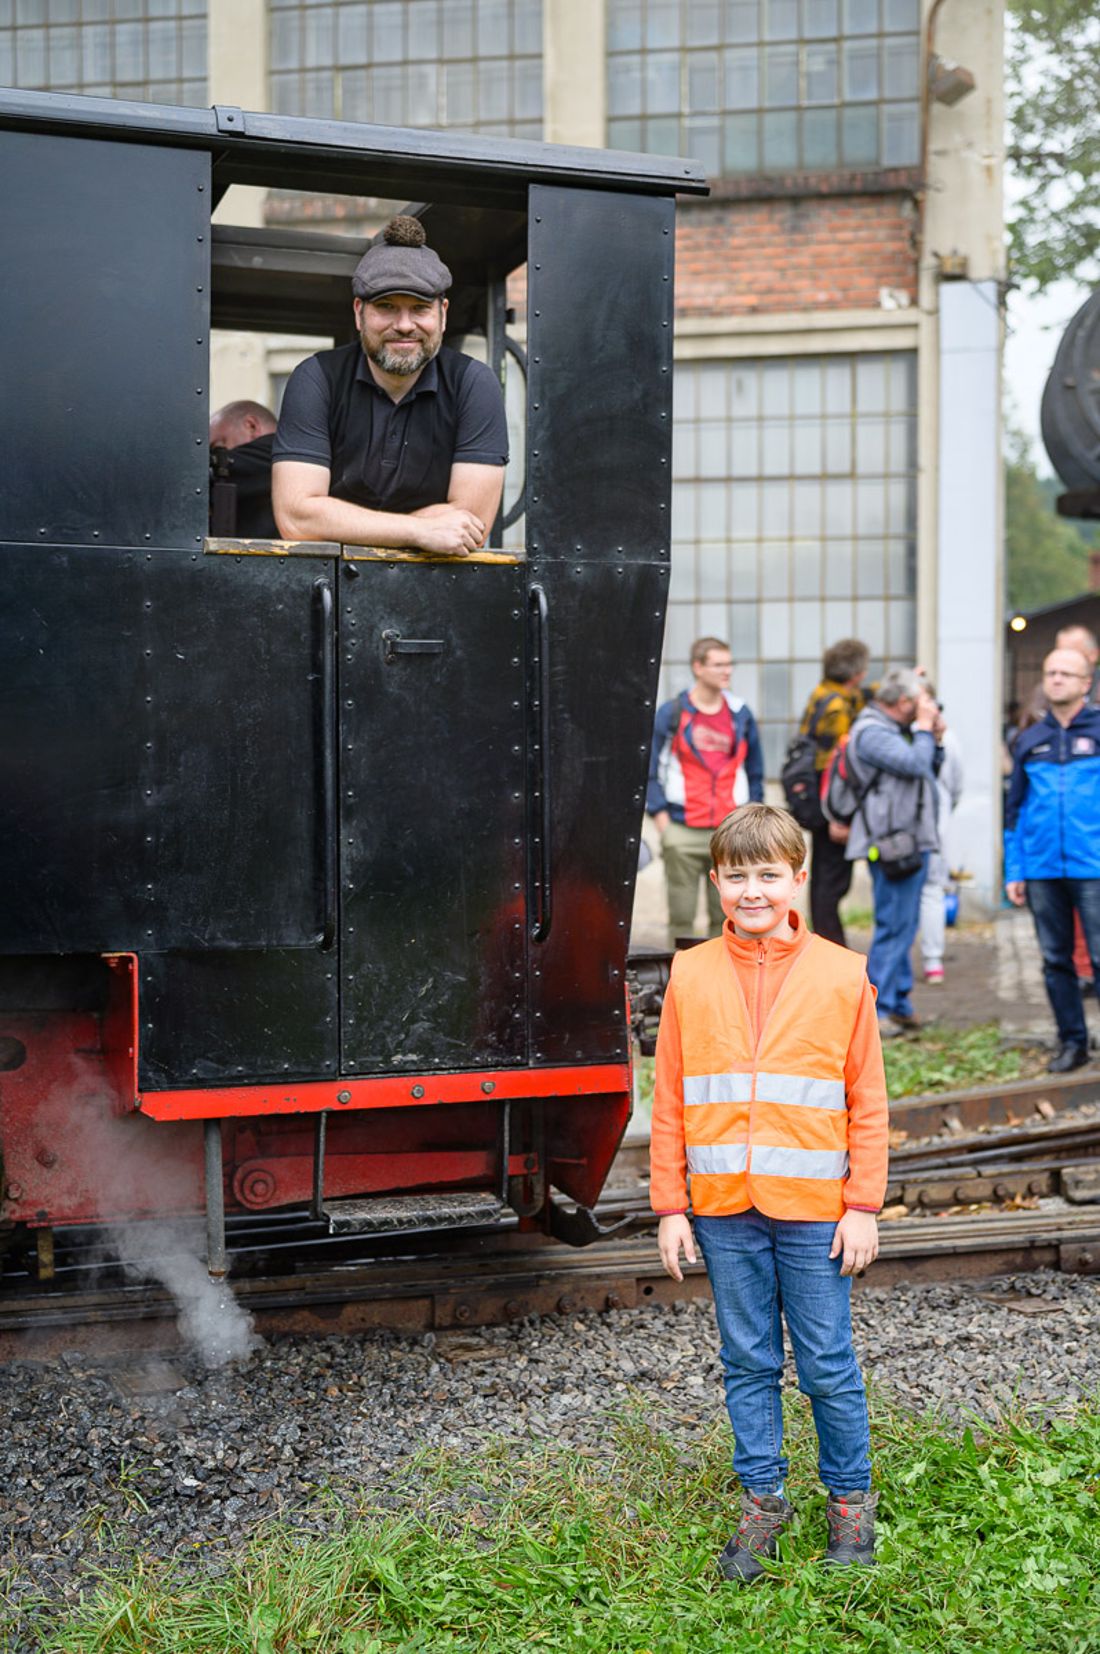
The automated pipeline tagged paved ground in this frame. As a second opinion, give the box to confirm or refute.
[631,835,1100,1049]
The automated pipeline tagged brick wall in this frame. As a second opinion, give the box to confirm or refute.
[675,190,919,317]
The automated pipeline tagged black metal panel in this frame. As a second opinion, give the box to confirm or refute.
[339,562,526,1072]
[0,548,332,953]
[525,559,668,1064]
[138,950,337,1089]
[526,186,675,563]
[0,131,208,550]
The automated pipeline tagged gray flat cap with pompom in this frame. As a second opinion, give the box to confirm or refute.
[352,216,452,302]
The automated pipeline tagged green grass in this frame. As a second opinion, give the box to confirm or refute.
[882,1022,1037,1098]
[8,1396,1100,1654]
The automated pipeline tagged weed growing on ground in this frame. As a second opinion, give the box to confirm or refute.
[882,1021,1038,1097]
[7,1393,1100,1653]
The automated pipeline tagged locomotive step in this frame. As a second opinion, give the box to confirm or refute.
[322,1192,504,1235]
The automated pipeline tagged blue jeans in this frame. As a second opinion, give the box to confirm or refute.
[867,852,929,1018]
[694,1210,871,1497]
[1026,878,1100,1048]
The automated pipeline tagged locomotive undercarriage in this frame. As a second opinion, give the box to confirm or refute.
[0,952,632,1280]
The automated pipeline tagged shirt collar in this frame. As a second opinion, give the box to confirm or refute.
[722,908,809,962]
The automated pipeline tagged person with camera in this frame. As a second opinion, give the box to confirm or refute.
[842,670,945,1039]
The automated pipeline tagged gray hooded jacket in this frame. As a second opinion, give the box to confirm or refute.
[843,704,942,862]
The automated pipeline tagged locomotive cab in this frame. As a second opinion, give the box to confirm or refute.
[0,88,706,1277]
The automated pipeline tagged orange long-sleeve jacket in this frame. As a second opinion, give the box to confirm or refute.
[650,912,889,1219]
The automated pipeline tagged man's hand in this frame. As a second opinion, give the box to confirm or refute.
[658,1214,697,1283]
[652,810,671,836]
[829,1209,878,1277]
[1005,880,1027,907]
[411,505,486,556]
[913,688,938,732]
[828,821,850,845]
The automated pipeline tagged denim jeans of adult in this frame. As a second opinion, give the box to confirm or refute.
[867,852,930,1018]
[1026,878,1100,1048]
[693,1210,871,1497]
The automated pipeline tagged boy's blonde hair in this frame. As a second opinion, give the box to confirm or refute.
[710,803,806,873]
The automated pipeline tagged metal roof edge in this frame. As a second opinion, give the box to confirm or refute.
[0,86,709,198]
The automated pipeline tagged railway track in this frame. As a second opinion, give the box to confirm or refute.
[2,1070,1099,1361]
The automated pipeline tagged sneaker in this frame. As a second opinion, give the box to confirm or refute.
[889,1011,924,1031]
[924,966,944,984]
[717,1490,793,1583]
[877,1015,905,1041]
[824,1489,878,1567]
[1048,1042,1089,1075]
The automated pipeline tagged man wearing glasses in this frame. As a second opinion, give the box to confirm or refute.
[1005,647,1100,1073]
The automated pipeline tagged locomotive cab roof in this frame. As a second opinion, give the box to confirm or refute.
[0,88,707,341]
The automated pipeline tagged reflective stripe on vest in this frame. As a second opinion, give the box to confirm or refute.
[671,933,866,1220]
[685,1071,846,1111]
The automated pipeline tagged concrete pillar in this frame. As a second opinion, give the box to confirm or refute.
[543,0,606,148]
[918,0,1006,910]
[207,0,270,410]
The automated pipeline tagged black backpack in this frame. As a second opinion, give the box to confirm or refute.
[780,694,836,830]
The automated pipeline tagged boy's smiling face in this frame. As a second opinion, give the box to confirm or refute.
[709,858,807,941]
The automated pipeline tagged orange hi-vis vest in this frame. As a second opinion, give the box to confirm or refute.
[671,933,866,1221]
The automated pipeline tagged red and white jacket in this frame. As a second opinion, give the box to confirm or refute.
[646,690,764,828]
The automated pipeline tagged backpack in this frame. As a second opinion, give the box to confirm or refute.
[821,727,878,827]
[780,693,836,830]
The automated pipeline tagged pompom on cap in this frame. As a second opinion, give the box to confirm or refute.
[351,215,451,302]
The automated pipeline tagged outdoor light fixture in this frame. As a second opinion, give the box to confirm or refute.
[928,53,976,106]
[1009,616,1028,633]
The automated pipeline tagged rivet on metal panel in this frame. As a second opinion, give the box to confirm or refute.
[336,1090,352,1103]
[534,311,540,317]
[454,1303,472,1322]
[505,1298,522,1317]
[411,1084,425,1098]
[482,1081,495,1094]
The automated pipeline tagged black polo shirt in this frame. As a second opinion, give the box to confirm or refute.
[272,342,508,515]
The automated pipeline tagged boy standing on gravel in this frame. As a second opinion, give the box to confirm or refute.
[651,803,889,1582]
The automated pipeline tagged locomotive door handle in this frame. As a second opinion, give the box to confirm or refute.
[381,629,444,664]
[313,578,337,951]
[529,583,552,943]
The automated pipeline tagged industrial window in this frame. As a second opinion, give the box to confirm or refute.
[665,351,917,778]
[0,0,207,107]
[606,0,920,175]
[269,0,544,139]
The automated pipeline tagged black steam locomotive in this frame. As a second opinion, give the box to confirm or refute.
[0,88,706,1278]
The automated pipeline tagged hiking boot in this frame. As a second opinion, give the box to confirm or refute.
[1048,1042,1089,1074]
[824,1489,878,1567]
[889,1011,924,1031]
[717,1490,793,1583]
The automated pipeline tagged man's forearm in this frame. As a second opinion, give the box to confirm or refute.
[275,491,433,550]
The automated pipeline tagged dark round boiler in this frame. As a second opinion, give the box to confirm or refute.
[1041,286,1100,491]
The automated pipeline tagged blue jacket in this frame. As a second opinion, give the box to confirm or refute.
[1004,705,1100,883]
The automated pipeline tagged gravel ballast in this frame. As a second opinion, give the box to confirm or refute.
[2,1270,1099,1638]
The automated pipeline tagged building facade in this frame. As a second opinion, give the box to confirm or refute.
[4,0,1006,901]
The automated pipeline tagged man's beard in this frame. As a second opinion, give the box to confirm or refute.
[366,334,441,376]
